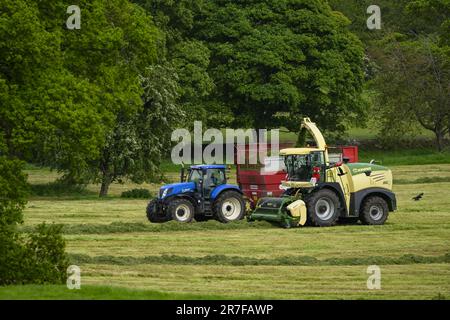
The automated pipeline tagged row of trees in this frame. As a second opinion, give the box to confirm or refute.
[330,0,449,150]
[1,0,368,196]
[1,1,448,195]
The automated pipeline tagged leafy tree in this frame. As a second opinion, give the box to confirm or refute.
[0,157,68,285]
[133,0,219,127]
[0,157,28,226]
[195,0,365,137]
[372,36,449,151]
[329,1,450,149]
[328,0,449,42]
[94,65,183,196]
[0,0,160,181]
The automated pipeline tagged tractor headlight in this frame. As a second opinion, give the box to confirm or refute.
[161,187,173,198]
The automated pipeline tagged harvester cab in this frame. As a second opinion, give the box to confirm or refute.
[248,118,397,228]
[146,165,246,224]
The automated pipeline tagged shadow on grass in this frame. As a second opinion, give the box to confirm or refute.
[68,252,450,267]
[29,182,97,198]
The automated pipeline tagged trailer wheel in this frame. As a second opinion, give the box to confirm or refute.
[146,199,171,223]
[214,191,245,223]
[305,189,340,227]
[360,196,389,225]
[169,198,195,223]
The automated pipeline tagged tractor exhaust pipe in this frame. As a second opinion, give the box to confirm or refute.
[180,166,185,182]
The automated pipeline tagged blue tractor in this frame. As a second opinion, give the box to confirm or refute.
[146,165,246,223]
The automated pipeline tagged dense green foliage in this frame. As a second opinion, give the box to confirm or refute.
[133,0,217,127]
[196,0,365,134]
[329,0,449,149]
[120,188,153,199]
[0,223,68,285]
[0,157,28,226]
[94,65,182,196]
[0,157,68,285]
[372,36,449,150]
[0,0,159,169]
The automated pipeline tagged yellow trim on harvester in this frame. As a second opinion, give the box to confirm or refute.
[279,148,324,155]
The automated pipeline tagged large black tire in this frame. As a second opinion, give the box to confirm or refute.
[168,198,195,223]
[214,191,246,223]
[305,189,340,227]
[359,196,389,225]
[146,199,171,223]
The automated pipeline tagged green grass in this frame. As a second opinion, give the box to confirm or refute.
[395,176,450,185]
[0,284,234,300]
[30,182,97,197]
[68,253,450,266]
[359,148,450,166]
[10,160,450,300]
[20,220,273,234]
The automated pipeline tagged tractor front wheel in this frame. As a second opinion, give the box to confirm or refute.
[359,196,389,225]
[214,191,245,223]
[146,199,171,223]
[169,198,195,223]
[305,189,340,227]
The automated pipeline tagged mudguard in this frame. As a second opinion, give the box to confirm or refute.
[210,184,242,200]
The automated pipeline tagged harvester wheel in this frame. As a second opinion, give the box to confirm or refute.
[305,189,340,227]
[146,199,171,223]
[169,198,195,223]
[359,196,389,225]
[214,191,245,223]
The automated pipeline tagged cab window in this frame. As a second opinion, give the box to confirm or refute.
[188,169,202,183]
[205,169,225,187]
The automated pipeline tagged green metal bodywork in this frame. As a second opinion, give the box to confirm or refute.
[247,196,300,228]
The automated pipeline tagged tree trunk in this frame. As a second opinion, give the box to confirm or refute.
[435,130,444,152]
[295,128,307,148]
[99,170,112,197]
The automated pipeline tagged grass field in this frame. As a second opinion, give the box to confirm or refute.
[1,161,449,300]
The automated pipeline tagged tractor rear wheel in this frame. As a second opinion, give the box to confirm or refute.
[359,196,389,225]
[305,189,340,227]
[169,198,195,223]
[214,191,245,223]
[146,199,171,223]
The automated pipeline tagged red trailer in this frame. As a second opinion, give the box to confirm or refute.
[235,144,358,206]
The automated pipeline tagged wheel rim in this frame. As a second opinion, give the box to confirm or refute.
[221,197,242,221]
[175,204,191,222]
[315,197,335,220]
[369,205,383,221]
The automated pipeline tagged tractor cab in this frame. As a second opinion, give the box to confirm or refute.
[281,148,327,186]
[280,147,329,190]
[185,165,227,198]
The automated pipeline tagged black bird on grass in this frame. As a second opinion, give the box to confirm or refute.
[412,193,424,201]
